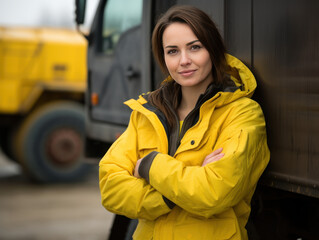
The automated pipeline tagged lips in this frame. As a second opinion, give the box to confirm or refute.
[179,69,197,77]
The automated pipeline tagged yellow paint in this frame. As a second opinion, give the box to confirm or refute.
[0,27,87,113]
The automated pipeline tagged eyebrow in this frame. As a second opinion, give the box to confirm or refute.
[164,40,200,48]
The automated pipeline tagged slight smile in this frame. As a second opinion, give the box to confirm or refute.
[178,69,197,77]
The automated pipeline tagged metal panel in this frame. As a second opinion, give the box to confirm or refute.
[224,0,252,66]
[177,0,225,37]
[253,0,319,197]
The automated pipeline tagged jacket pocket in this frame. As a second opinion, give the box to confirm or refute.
[139,144,158,159]
[137,130,159,159]
[175,136,211,166]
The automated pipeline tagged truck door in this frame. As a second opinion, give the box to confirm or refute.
[87,0,150,138]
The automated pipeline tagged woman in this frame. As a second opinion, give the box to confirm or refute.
[99,5,270,240]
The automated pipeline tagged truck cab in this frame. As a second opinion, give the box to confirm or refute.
[78,0,319,238]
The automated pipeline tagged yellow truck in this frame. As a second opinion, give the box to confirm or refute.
[0,26,89,182]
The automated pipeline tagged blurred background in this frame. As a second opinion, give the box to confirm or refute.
[1,0,319,239]
[0,0,115,239]
[0,149,114,240]
[0,0,97,30]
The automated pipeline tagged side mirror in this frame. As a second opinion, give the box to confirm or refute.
[75,0,87,25]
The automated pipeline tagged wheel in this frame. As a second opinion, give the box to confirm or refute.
[15,101,90,182]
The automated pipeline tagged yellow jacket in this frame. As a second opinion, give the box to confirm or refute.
[99,55,270,240]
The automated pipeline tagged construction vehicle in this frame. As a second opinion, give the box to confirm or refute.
[76,0,319,238]
[0,25,90,182]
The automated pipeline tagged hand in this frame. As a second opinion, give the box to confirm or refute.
[202,148,224,166]
[134,158,142,178]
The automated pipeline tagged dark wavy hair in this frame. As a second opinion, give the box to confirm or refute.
[149,5,233,129]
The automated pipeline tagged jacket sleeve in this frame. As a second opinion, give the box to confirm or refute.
[141,100,270,218]
[99,111,172,221]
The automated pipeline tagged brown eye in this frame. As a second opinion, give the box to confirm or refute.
[167,49,178,55]
[191,45,201,51]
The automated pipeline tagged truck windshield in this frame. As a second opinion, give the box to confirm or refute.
[102,0,143,54]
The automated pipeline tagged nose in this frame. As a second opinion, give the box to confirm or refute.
[180,51,191,66]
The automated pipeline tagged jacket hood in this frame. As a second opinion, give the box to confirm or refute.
[216,54,257,106]
[226,54,256,94]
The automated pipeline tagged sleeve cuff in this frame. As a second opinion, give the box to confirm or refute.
[162,196,176,209]
[138,151,159,183]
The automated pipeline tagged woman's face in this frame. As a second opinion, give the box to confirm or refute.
[162,22,213,91]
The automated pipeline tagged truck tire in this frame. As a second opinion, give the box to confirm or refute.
[14,101,89,182]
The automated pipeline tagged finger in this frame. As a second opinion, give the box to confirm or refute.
[203,153,224,166]
[207,153,224,163]
[134,168,140,178]
[214,147,223,153]
[205,148,223,159]
[133,159,142,178]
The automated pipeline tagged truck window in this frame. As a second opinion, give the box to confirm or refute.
[102,0,143,54]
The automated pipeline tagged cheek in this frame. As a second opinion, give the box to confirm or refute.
[198,53,212,71]
[164,57,176,72]
[205,60,213,72]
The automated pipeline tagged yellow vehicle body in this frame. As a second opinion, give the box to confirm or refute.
[0,27,87,114]
[0,26,89,182]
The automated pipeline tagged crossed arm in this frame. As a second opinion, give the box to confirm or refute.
[134,147,224,178]
[100,102,269,220]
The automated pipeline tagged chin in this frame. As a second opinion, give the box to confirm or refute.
[179,79,201,87]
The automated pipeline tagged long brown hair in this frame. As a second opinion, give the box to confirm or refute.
[149,5,230,129]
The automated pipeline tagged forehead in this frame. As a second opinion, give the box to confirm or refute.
[162,22,197,46]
